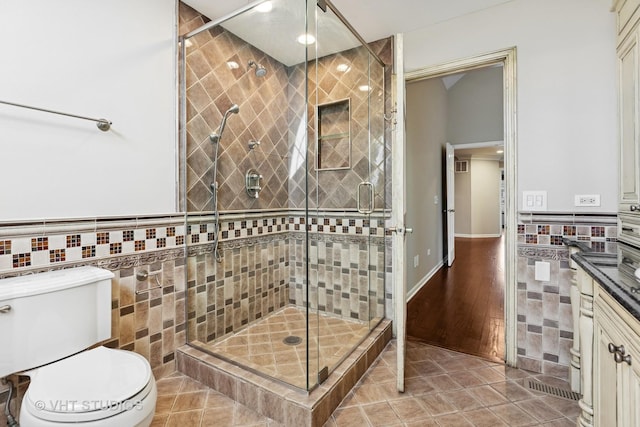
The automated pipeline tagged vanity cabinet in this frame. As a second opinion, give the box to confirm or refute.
[576,266,595,427]
[593,283,640,427]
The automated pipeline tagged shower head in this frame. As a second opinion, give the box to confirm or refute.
[247,60,267,77]
[209,104,239,143]
[227,104,240,115]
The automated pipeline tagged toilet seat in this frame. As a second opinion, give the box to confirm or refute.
[23,346,154,423]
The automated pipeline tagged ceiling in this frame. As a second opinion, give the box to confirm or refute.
[456,144,504,162]
[182,0,515,55]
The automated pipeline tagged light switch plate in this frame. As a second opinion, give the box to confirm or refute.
[523,191,547,211]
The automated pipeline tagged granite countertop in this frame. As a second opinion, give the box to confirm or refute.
[567,238,640,321]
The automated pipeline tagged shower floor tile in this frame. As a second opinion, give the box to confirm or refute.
[192,305,372,389]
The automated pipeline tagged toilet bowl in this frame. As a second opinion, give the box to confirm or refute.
[18,347,156,427]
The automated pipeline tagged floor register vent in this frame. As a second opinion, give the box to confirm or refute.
[524,378,581,401]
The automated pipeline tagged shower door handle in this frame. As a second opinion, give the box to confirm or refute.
[357,182,374,214]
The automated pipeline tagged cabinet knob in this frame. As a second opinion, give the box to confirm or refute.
[614,351,632,365]
[609,343,624,354]
[631,205,640,212]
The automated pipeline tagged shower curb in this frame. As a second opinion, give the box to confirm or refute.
[176,319,392,426]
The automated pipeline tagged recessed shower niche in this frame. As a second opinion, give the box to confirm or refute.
[317,98,350,170]
[178,0,392,424]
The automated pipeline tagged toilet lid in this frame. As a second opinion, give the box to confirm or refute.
[25,346,151,414]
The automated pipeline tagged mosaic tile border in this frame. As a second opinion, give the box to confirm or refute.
[0,211,390,274]
[517,212,617,247]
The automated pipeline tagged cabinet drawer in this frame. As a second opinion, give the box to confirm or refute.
[595,282,640,341]
[616,0,640,41]
[619,213,640,247]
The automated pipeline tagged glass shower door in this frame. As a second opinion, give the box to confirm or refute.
[306,1,387,389]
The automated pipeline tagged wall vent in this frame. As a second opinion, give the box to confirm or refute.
[455,160,469,173]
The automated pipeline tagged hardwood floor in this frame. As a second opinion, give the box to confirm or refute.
[407,235,505,362]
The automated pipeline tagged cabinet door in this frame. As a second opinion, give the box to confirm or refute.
[624,344,640,427]
[594,320,620,426]
[619,28,640,212]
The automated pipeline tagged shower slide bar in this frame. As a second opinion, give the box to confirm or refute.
[0,99,112,131]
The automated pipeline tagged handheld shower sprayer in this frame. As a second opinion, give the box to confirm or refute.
[209,104,240,143]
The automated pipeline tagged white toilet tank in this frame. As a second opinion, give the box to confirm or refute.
[0,266,114,378]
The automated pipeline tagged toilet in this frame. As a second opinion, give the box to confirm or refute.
[0,266,157,426]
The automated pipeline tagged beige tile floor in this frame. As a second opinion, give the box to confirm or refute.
[152,340,580,426]
[193,306,371,389]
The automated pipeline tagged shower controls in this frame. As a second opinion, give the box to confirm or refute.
[248,140,261,150]
[245,169,262,199]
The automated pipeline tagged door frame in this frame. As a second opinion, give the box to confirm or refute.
[392,33,408,392]
[403,47,518,367]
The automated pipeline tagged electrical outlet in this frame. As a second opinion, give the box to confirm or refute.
[414,255,419,268]
[574,194,600,207]
[427,249,431,256]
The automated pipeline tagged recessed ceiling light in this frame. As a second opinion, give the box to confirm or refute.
[255,1,273,12]
[336,63,351,73]
[227,61,239,69]
[358,85,371,92]
[297,33,316,45]
[183,39,193,48]
[496,149,504,154]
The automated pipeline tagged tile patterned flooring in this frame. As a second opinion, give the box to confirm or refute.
[152,340,580,426]
[192,306,371,389]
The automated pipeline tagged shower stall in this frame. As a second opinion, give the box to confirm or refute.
[179,0,391,391]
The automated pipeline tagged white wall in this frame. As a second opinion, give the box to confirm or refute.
[0,0,177,220]
[447,66,504,145]
[470,159,501,236]
[404,0,617,213]
[406,78,447,296]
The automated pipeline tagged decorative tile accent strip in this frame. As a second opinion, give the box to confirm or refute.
[0,241,10,255]
[49,249,65,263]
[67,234,81,248]
[97,232,109,245]
[31,237,48,251]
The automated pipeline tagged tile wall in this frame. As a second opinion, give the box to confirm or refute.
[180,1,394,346]
[516,212,617,378]
[186,211,391,345]
[0,215,188,381]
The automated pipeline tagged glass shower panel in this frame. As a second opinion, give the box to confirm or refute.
[306,2,386,388]
[180,0,386,392]
[181,0,313,390]
[367,53,387,330]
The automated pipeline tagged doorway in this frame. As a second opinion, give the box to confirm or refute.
[402,49,517,365]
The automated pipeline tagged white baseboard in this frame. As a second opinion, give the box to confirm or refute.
[407,259,445,302]
[454,233,501,238]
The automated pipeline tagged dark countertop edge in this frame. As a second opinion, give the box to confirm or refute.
[562,237,616,257]
[562,237,593,252]
[571,252,640,321]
